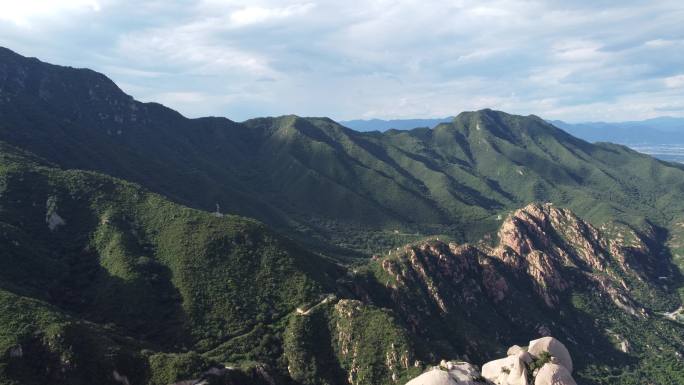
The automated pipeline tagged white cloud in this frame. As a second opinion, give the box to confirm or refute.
[0,0,682,121]
[644,39,674,47]
[664,75,684,89]
[0,0,101,27]
[552,40,606,62]
[115,19,277,78]
[229,3,314,27]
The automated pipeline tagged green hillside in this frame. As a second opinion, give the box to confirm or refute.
[2,47,684,258]
[0,141,345,384]
[3,143,682,384]
[2,47,684,384]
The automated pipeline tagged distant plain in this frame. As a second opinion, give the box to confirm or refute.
[628,144,684,163]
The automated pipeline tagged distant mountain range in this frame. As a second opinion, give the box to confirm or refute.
[343,117,684,163]
[3,46,684,385]
[550,117,684,144]
[340,118,454,132]
[342,116,684,144]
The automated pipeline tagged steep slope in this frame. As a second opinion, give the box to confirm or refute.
[3,47,684,257]
[384,111,684,226]
[357,204,684,384]
[0,141,345,384]
[0,47,303,251]
[1,138,683,384]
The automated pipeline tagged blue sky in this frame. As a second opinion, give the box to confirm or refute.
[1,0,683,122]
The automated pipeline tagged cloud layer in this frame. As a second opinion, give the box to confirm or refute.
[1,0,683,122]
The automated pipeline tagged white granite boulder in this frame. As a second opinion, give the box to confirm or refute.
[481,354,529,385]
[507,345,524,356]
[528,337,573,373]
[405,362,483,385]
[534,363,577,385]
[405,337,577,385]
[405,369,456,385]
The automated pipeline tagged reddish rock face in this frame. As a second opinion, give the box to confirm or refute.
[489,203,651,310]
[378,202,652,314]
[378,239,512,317]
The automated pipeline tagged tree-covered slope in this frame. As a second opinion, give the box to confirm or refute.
[0,141,345,384]
[2,140,684,384]
[356,204,684,384]
[2,47,684,257]
[3,47,684,385]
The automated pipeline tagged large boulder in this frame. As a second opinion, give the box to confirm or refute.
[508,347,533,365]
[528,337,573,373]
[405,369,454,385]
[507,345,524,356]
[441,361,481,382]
[481,355,529,385]
[405,362,483,385]
[534,363,577,385]
[407,338,575,385]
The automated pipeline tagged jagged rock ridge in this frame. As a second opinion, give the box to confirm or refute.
[361,203,683,383]
[376,203,662,320]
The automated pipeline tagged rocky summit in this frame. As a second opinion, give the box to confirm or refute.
[1,47,684,384]
[406,337,576,385]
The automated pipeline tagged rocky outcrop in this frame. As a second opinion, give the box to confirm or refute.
[45,196,66,231]
[377,203,658,322]
[482,337,575,385]
[534,363,576,385]
[405,361,483,385]
[527,337,572,373]
[406,337,576,385]
[378,241,511,318]
[334,300,414,384]
[492,203,611,306]
[481,354,529,385]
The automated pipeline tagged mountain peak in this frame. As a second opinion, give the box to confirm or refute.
[453,108,547,126]
[441,108,574,147]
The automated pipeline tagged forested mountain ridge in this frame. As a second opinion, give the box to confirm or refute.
[2,47,684,384]
[1,145,682,383]
[3,47,684,258]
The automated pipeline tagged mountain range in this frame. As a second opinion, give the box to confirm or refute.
[2,46,684,385]
[342,117,684,164]
[341,117,684,145]
[339,118,455,132]
[550,118,684,144]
